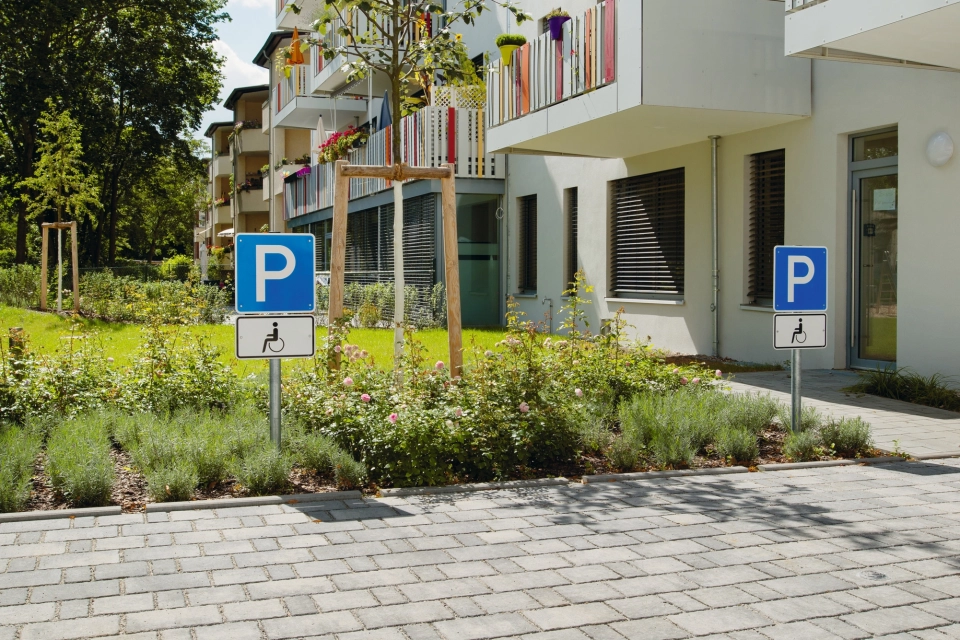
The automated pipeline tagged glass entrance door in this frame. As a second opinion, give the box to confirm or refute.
[852,170,898,367]
[456,194,501,327]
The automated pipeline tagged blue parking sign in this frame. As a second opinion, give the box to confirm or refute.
[773,246,828,312]
[235,234,316,314]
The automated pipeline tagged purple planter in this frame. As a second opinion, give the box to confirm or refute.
[548,15,571,40]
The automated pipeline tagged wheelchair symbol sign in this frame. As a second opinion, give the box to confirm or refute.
[774,314,827,350]
[236,315,315,359]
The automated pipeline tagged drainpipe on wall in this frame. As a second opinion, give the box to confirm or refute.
[268,67,276,232]
[709,135,721,358]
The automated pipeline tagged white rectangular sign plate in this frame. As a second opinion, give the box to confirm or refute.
[774,313,827,350]
[236,315,316,359]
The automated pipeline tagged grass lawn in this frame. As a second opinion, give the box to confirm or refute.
[0,305,503,372]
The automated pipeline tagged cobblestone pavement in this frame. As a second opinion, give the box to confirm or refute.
[727,370,960,457]
[4,461,960,640]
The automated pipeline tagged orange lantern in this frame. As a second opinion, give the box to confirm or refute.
[289,27,305,65]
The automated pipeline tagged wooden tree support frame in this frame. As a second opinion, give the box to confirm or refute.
[329,161,463,377]
[40,222,80,313]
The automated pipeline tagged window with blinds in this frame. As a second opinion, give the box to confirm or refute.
[565,188,578,289]
[748,149,785,306]
[610,168,685,297]
[518,195,538,294]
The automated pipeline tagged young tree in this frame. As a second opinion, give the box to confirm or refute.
[294,0,529,362]
[18,100,99,311]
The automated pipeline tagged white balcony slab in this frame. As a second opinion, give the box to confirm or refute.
[275,95,367,130]
[786,0,960,70]
[275,0,318,30]
[213,154,232,178]
[237,190,269,213]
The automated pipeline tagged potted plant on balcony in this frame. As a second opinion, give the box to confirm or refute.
[545,8,570,40]
[495,33,527,65]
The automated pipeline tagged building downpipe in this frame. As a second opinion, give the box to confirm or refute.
[709,135,720,357]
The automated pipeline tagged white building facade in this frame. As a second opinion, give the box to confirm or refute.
[484,0,960,379]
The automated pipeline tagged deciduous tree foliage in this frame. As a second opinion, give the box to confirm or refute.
[0,0,227,265]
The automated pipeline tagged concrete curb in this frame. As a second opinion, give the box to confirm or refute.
[145,491,363,513]
[379,477,569,497]
[582,466,750,484]
[758,456,906,472]
[0,506,121,524]
[911,452,960,460]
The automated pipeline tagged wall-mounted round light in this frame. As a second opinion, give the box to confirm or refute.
[926,131,954,167]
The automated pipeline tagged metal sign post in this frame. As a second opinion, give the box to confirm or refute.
[773,246,829,432]
[235,234,317,449]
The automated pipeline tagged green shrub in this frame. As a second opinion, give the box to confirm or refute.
[777,405,824,432]
[721,394,781,435]
[145,461,199,502]
[78,270,228,325]
[0,425,40,512]
[45,415,115,507]
[0,264,41,308]
[850,367,960,412]
[158,255,196,282]
[649,423,696,469]
[331,451,367,490]
[784,429,822,462]
[607,436,641,472]
[233,446,291,496]
[819,417,873,458]
[716,427,759,464]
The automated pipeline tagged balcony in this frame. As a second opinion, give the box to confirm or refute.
[273,63,370,129]
[213,153,232,177]
[214,202,232,225]
[785,0,960,70]
[284,105,501,220]
[485,0,811,159]
[231,127,268,155]
[275,165,308,196]
[237,188,268,213]
[276,0,318,30]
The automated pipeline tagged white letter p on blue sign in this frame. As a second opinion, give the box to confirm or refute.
[256,245,296,302]
[235,233,316,314]
[774,246,828,312]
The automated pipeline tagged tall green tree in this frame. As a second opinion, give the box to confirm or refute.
[0,0,227,265]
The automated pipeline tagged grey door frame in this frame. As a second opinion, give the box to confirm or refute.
[848,161,899,370]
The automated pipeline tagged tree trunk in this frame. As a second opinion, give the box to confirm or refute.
[14,134,35,263]
[106,168,122,265]
[390,8,405,370]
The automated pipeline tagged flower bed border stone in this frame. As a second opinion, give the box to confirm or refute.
[0,505,121,524]
[912,451,960,460]
[582,466,750,484]
[145,491,363,513]
[757,456,906,471]
[379,477,569,497]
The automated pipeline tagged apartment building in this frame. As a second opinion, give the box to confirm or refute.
[483,0,960,379]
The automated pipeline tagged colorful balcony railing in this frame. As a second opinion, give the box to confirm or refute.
[275,63,311,114]
[284,106,499,220]
[486,0,616,129]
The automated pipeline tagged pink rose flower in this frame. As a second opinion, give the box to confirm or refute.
[575,388,583,398]
[361,393,371,403]
[343,377,354,387]
[107,357,114,363]
[435,361,445,370]
[680,377,688,385]
[519,402,530,413]
[360,350,369,358]
[715,369,723,378]
[484,350,494,357]
[389,413,398,424]
[692,377,701,385]
[454,407,463,418]
[334,345,342,353]
[672,368,680,374]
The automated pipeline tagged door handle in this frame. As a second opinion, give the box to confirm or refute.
[851,189,856,349]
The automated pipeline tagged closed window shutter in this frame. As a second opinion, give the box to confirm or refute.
[519,195,538,293]
[611,168,685,297]
[748,150,785,305]
[566,188,578,288]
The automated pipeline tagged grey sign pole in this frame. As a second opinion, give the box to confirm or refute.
[790,349,801,431]
[269,359,281,448]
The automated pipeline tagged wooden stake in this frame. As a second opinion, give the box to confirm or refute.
[70,222,80,312]
[328,160,350,369]
[440,164,463,377]
[341,165,450,180]
[40,225,49,311]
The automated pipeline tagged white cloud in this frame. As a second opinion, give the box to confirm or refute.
[231,0,272,9]
[214,39,269,91]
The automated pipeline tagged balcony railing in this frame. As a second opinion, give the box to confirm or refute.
[486,0,616,129]
[275,63,311,114]
[276,0,287,16]
[284,105,499,220]
[785,0,829,13]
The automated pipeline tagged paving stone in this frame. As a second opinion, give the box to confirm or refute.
[313,590,379,612]
[433,613,539,639]
[0,602,57,624]
[193,622,262,640]
[92,593,154,615]
[750,594,851,623]
[20,616,120,640]
[668,606,773,635]
[758,621,846,639]
[262,611,362,638]
[31,580,121,603]
[247,576,335,599]
[126,573,210,594]
[761,574,858,597]
[916,600,960,623]
[524,603,624,630]
[222,598,286,621]
[609,618,690,640]
[607,595,682,619]
[841,605,949,635]
[126,605,223,632]
[185,585,247,606]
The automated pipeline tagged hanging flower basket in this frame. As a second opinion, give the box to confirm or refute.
[547,15,571,40]
[495,34,527,66]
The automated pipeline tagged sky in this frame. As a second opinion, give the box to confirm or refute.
[197,0,273,136]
